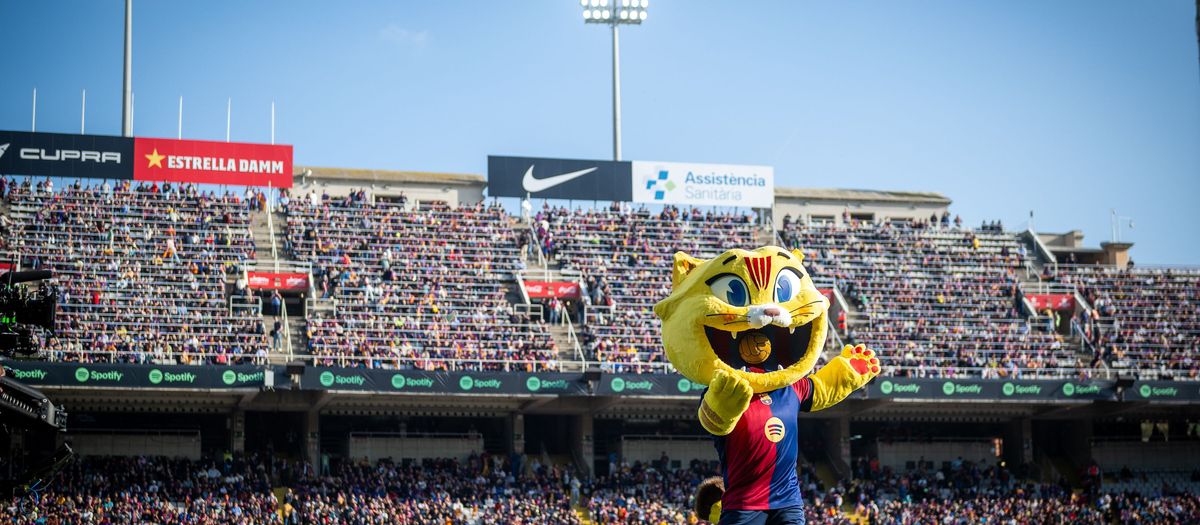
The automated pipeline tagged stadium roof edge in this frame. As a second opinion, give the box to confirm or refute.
[774,187,952,205]
[295,165,484,186]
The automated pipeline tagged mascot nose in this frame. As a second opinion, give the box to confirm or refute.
[762,306,782,317]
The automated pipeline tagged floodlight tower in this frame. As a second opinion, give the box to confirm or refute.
[581,0,648,161]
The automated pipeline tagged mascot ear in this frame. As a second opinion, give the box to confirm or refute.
[672,251,704,288]
[790,248,806,262]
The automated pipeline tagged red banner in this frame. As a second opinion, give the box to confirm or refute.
[818,288,834,301]
[248,271,309,291]
[0,263,12,273]
[1026,293,1075,311]
[133,137,292,188]
[525,280,581,299]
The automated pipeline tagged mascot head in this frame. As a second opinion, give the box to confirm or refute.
[654,245,829,393]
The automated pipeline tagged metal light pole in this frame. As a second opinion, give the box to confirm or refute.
[1110,209,1134,243]
[582,0,648,161]
[122,0,133,137]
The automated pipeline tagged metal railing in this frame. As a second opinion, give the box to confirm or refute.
[526,220,550,281]
[280,297,294,361]
[1020,281,1080,295]
[230,295,262,316]
[43,349,269,366]
[560,302,585,364]
[514,303,544,319]
[304,354,567,373]
[585,304,614,325]
[241,259,312,274]
[306,297,337,314]
[24,349,1200,381]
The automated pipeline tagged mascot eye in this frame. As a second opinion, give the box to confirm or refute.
[775,270,803,303]
[708,275,749,307]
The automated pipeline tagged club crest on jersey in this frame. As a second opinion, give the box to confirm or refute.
[758,393,772,406]
[764,416,785,443]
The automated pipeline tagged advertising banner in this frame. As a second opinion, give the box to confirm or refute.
[631,160,774,208]
[302,367,590,395]
[0,130,133,180]
[524,280,581,299]
[133,137,292,188]
[867,377,1117,401]
[0,130,291,188]
[1129,381,1200,402]
[1,361,278,389]
[487,155,632,201]
[1027,294,1075,311]
[596,373,707,397]
[8,360,1188,404]
[248,271,310,291]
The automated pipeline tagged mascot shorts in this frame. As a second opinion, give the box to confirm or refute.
[719,506,806,525]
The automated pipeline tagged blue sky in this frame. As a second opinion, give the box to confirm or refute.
[1,1,1197,264]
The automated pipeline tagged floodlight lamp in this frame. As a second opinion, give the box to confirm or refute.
[580,0,588,6]
[599,0,609,7]
[590,0,599,7]
[583,9,592,19]
[638,10,647,20]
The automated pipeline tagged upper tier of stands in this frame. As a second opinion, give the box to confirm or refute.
[780,219,1074,379]
[1050,265,1200,379]
[285,191,559,371]
[2,175,1196,380]
[537,205,773,373]
[3,178,268,365]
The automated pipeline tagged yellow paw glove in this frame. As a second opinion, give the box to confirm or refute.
[698,365,753,436]
[808,344,880,412]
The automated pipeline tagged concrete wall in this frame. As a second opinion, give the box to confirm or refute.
[621,437,714,468]
[70,431,201,460]
[877,440,997,470]
[348,434,484,462]
[774,198,948,229]
[1093,441,1200,471]
[293,180,486,208]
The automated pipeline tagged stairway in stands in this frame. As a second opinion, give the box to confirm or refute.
[248,207,308,364]
[573,504,594,525]
[512,220,586,370]
[1013,232,1095,366]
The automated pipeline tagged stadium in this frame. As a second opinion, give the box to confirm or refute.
[0,2,1198,524]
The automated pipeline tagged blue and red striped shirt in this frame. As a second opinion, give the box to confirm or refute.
[711,377,813,510]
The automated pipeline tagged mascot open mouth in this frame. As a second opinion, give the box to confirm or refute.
[703,315,819,373]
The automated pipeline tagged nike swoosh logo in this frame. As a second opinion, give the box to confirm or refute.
[521,165,598,193]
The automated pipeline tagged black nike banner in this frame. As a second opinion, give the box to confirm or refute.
[487,155,632,201]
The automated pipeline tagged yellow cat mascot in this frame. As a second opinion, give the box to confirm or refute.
[653,246,880,525]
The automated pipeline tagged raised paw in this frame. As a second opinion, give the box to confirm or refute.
[841,344,880,377]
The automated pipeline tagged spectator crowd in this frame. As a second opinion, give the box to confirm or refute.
[4,452,1198,524]
[3,177,268,366]
[779,216,1074,380]
[284,192,559,372]
[1049,265,1200,380]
